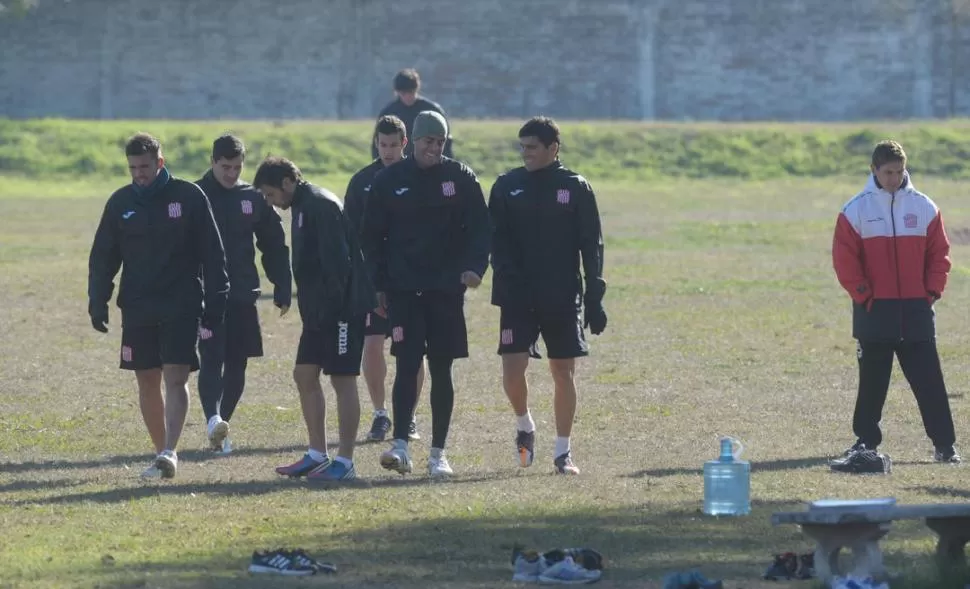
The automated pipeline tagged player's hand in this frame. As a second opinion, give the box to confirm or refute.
[275,303,290,317]
[460,271,482,289]
[583,304,608,336]
[90,314,109,333]
[374,292,388,318]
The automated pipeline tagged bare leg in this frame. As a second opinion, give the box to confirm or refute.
[361,335,387,412]
[161,364,191,451]
[330,375,361,460]
[135,369,165,453]
[293,364,327,454]
[549,359,577,438]
[502,353,530,416]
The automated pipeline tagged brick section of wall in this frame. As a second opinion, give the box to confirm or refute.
[1,0,968,120]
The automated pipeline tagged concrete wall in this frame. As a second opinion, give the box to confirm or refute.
[1,0,968,120]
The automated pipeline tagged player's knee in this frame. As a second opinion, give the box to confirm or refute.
[395,355,424,380]
[549,359,576,383]
[427,357,453,381]
[501,353,529,378]
[292,365,318,391]
[329,374,358,396]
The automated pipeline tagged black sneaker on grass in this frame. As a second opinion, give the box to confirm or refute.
[763,552,798,580]
[290,549,337,574]
[840,439,870,457]
[516,430,535,468]
[934,446,962,464]
[248,549,316,576]
[366,414,391,442]
[830,447,891,474]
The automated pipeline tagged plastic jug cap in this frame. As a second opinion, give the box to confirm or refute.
[719,436,744,461]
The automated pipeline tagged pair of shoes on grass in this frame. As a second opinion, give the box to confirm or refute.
[763,551,815,580]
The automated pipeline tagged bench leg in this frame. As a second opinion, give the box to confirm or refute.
[801,523,891,583]
[925,517,970,571]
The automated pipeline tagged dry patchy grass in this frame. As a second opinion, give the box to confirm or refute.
[1,176,969,588]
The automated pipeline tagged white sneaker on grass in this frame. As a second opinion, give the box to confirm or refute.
[154,450,177,479]
[207,416,230,451]
[428,451,453,478]
[140,464,162,479]
[380,440,412,474]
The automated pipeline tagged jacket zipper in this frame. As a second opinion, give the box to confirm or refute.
[890,192,904,341]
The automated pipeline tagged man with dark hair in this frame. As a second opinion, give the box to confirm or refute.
[831,139,960,472]
[488,116,607,476]
[194,134,292,454]
[346,115,426,443]
[362,110,490,477]
[372,68,453,159]
[253,157,376,482]
[88,132,229,479]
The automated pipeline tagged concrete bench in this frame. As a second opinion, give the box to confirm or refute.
[771,500,970,582]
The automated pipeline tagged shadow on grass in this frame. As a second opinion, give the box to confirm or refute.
[54,501,963,589]
[626,456,831,478]
[0,478,85,494]
[917,485,970,499]
[44,502,813,589]
[0,444,314,474]
[12,470,533,506]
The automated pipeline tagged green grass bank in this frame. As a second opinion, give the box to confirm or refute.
[3,118,970,183]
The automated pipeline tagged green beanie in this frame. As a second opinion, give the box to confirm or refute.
[412,111,448,140]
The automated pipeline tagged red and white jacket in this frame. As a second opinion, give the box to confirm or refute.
[832,173,951,342]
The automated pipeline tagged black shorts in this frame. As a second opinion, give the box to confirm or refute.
[120,316,200,371]
[388,290,468,361]
[295,315,366,375]
[364,311,391,337]
[497,305,588,360]
[198,302,263,367]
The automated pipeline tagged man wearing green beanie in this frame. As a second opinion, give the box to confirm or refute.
[361,110,491,478]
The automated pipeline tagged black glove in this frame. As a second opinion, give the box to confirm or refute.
[273,285,292,310]
[583,278,608,335]
[90,305,109,333]
[584,302,608,335]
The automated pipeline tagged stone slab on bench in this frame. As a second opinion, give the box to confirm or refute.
[772,499,970,526]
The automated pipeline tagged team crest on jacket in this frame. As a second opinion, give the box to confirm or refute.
[241,200,253,215]
[297,212,304,228]
[904,213,917,229]
[556,189,570,204]
[442,181,456,197]
[167,202,182,219]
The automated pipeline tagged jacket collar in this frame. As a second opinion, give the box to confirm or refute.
[865,171,913,195]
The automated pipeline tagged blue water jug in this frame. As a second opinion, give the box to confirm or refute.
[703,436,750,516]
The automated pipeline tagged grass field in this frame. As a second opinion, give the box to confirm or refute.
[1,120,970,588]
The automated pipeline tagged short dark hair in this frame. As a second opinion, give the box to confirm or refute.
[871,140,907,169]
[518,116,560,148]
[125,133,162,158]
[393,68,420,92]
[252,156,302,189]
[212,134,245,162]
[375,115,407,140]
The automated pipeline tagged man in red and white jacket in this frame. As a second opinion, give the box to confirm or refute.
[832,140,959,464]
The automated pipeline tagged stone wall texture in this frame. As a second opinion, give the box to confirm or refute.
[2,0,970,120]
